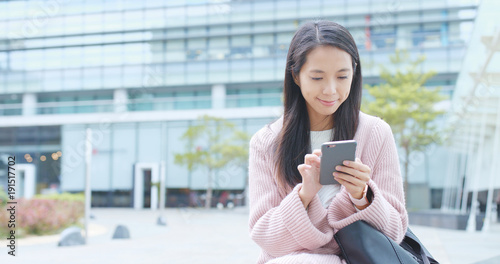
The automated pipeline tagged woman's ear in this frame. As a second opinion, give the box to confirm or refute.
[292,72,300,87]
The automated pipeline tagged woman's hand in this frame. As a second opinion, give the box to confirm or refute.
[297,149,322,209]
[334,157,371,200]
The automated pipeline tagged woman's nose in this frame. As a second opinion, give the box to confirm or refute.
[323,81,336,95]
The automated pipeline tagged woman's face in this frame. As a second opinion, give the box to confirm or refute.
[294,45,354,130]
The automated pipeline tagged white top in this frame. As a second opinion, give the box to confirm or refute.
[310,129,341,208]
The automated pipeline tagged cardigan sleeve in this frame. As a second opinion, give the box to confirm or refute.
[327,119,408,243]
[248,129,333,258]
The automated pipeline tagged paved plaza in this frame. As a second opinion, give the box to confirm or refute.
[2,207,499,264]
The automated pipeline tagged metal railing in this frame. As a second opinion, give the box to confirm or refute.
[0,92,283,116]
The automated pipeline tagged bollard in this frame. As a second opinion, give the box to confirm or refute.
[58,227,85,247]
[112,225,130,239]
[157,215,167,226]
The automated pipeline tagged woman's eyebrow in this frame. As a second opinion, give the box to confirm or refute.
[309,68,351,73]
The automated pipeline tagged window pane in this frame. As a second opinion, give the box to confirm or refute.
[165,7,186,26]
[83,68,101,89]
[166,63,185,85]
[188,38,206,49]
[230,59,251,81]
[187,5,207,25]
[102,66,122,88]
[209,37,229,48]
[261,88,282,106]
[254,2,274,20]
[166,51,185,62]
[231,35,252,59]
[299,0,321,17]
[166,40,184,50]
[64,69,82,90]
[208,61,229,83]
[254,34,273,46]
[187,62,206,84]
[276,0,297,19]
[123,65,143,87]
[277,33,293,44]
[371,26,396,50]
[43,70,63,91]
[239,89,259,107]
[187,27,206,37]
[196,90,211,109]
[209,25,228,34]
[175,91,195,109]
[6,71,24,93]
[231,2,252,22]
[253,58,274,81]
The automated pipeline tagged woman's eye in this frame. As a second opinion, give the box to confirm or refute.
[338,76,348,79]
[311,77,323,80]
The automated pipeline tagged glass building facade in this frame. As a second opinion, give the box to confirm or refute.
[0,0,478,208]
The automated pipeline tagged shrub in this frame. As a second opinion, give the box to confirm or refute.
[34,192,85,203]
[0,188,8,207]
[0,193,84,238]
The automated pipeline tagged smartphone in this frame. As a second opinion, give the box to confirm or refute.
[319,140,357,185]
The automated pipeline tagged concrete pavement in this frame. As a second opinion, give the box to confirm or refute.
[3,207,261,264]
[410,219,500,264]
[2,207,499,264]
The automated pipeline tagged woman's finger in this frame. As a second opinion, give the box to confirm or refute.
[297,164,312,174]
[312,149,322,157]
[334,176,362,191]
[335,165,369,182]
[334,173,367,198]
[336,177,360,190]
[304,154,320,166]
[342,159,371,174]
[334,172,366,187]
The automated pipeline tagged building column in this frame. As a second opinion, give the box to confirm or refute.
[114,89,128,113]
[482,94,500,232]
[22,93,37,116]
[211,84,226,109]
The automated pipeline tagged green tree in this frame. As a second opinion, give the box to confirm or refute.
[362,50,446,200]
[174,115,250,209]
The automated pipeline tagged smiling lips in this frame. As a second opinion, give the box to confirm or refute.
[318,98,337,106]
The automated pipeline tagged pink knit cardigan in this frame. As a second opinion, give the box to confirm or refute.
[248,112,408,264]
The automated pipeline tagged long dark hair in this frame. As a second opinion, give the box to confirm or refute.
[275,21,362,190]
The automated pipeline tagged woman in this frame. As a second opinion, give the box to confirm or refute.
[248,21,408,263]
